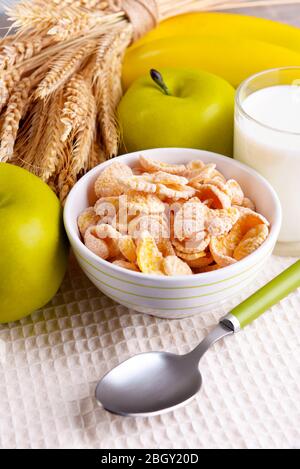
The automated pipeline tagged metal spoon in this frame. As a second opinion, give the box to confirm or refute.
[96,260,300,417]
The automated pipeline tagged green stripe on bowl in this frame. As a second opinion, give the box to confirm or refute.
[74,247,272,290]
[81,259,264,301]
[104,292,222,312]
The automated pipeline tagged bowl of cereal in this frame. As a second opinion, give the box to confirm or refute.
[64,148,281,319]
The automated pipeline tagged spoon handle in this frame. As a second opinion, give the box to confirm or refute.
[222,260,300,331]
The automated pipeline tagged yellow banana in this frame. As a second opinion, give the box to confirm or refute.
[123,35,300,90]
[129,12,300,54]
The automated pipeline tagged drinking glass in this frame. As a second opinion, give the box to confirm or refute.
[235,67,300,256]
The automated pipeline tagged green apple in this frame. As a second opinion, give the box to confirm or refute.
[118,68,235,156]
[0,163,69,323]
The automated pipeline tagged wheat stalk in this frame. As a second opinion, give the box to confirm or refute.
[88,135,106,170]
[22,99,51,171]
[56,140,74,202]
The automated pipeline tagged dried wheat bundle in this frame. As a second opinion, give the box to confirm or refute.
[0,0,298,202]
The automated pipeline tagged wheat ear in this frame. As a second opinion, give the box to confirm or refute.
[37,90,68,182]
[94,25,131,157]
[6,0,106,34]
[58,87,97,202]
[0,77,34,162]
[5,1,91,32]
[0,68,22,113]
[48,11,125,41]
[60,72,91,142]
[71,90,97,174]
[0,37,51,72]
[35,41,96,99]
[51,0,108,9]
[5,2,62,32]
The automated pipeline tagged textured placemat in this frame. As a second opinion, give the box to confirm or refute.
[0,254,299,449]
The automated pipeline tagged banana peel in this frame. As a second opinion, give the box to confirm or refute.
[129,12,300,55]
[123,35,300,89]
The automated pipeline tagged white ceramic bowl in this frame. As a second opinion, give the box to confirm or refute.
[64,148,282,319]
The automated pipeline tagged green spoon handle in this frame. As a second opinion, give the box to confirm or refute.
[222,260,300,331]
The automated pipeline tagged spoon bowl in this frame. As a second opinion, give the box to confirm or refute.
[96,352,202,416]
[96,323,233,416]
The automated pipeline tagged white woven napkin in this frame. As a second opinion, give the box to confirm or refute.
[0,255,299,449]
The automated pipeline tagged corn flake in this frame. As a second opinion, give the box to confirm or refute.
[157,183,196,200]
[157,239,176,257]
[186,160,205,171]
[128,214,169,242]
[94,223,121,258]
[94,162,132,198]
[210,211,269,267]
[172,233,210,254]
[187,254,214,269]
[77,207,100,237]
[119,175,157,194]
[163,256,193,276]
[126,192,165,215]
[137,231,164,275]
[206,207,240,237]
[113,259,140,272]
[234,224,269,261]
[118,235,137,263]
[82,155,270,276]
[176,250,206,261]
[225,179,244,205]
[196,184,231,209]
[84,226,110,259]
[139,155,186,175]
[147,171,188,186]
[188,164,217,185]
[242,197,256,211]
[173,200,207,241]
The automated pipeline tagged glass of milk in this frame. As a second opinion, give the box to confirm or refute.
[235,67,300,256]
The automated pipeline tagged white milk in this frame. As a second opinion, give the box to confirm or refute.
[234,85,300,243]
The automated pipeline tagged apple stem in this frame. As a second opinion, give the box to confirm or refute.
[150,69,171,96]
